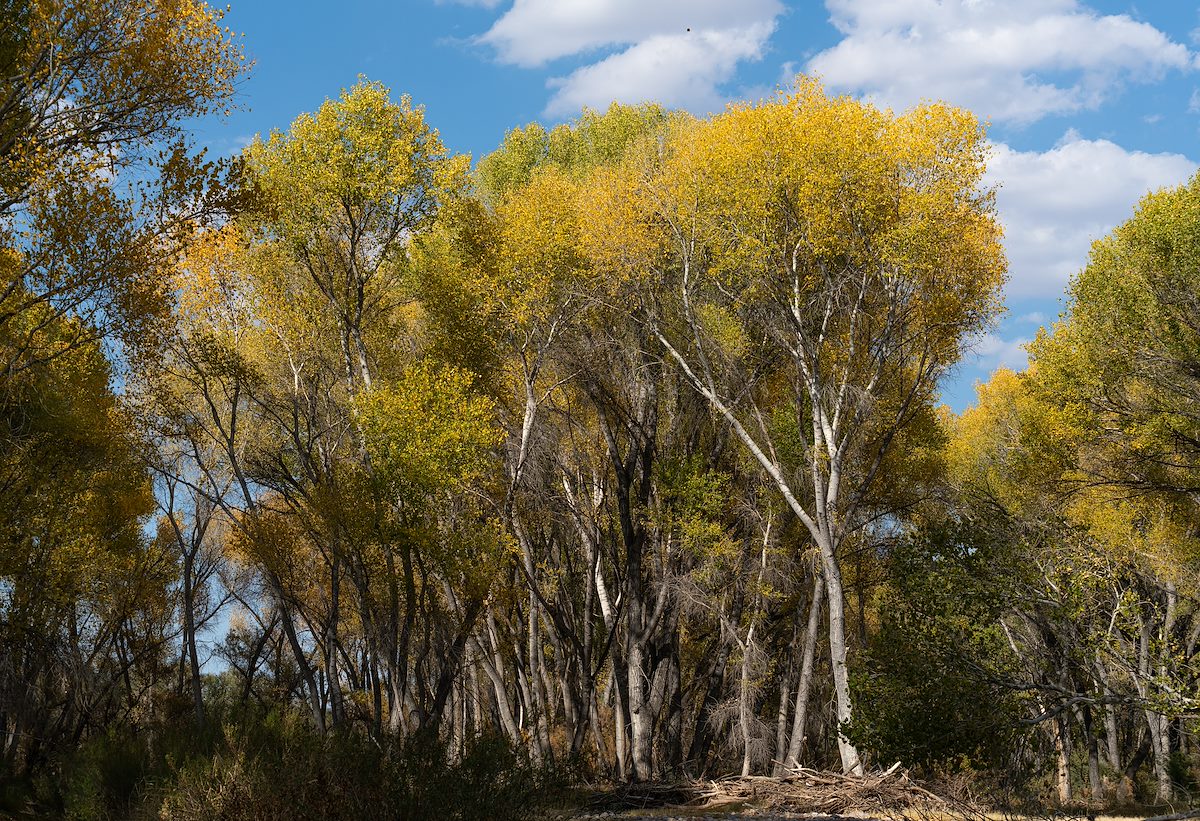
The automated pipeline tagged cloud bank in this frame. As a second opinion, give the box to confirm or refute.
[476,0,783,117]
[987,134,1197,297]
[808,0,1193,125]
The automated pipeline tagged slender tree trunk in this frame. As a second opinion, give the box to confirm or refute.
[613,663,629,780]
[1096,654,1128,799]
[686,593,738,775]
[369,646,383,737]
[773,663,793,775]
[1081,703,1103,802]
[278,595,325,733]
[326,557,343,727]
[1123,731,1150,800]
[474,619,522,743]
[1138,607,1173,803]
[664,639,683,774]
[785,569,824,769]
[739,623,755,777]
[182,550,205,727]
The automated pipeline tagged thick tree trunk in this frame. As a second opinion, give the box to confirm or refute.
[1055,713,1072,804]
[627,639,654,781]
[820,544,862,775]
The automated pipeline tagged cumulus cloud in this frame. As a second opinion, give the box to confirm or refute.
[808,0,1193,124]
[544,23,774,117]
[478,0,781,67]
[474,0,782,117]
[986,134,1197,297]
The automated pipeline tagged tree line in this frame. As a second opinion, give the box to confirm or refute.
[2,1,1199,813]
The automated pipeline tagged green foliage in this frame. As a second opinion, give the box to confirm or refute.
[157,719,552,821]
[245,79,466,248]
[1029,172,1200,552]
[47,701,557,821]
[846,523,1029,776]
[655,455,737,568]
[356,361,500,497]
[60,728,156,820]
[475,102,677,202]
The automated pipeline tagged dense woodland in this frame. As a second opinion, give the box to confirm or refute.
[4,2,1200,818]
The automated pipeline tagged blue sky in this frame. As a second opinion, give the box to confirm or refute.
[193,0,1200,410]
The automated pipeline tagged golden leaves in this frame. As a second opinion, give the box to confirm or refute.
[245,80,461,237]
[356,363,501,498]
[494,168,588,323]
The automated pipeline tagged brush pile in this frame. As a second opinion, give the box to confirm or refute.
[575,763,993,818]
[694,763,978,817]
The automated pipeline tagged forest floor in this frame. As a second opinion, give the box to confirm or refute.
[550,770,1187,821]
[565,815,1158,821]
[563,808,1159,821]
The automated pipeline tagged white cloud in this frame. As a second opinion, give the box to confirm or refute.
[544,23,775,117]
[478,0,781,67]
[474,0,782,118]
[808,0,1193,124]
[968,331,1032,372]
[986,134,1197,297]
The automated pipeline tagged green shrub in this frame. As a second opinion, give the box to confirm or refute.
[150,713,554,821]
[37,693,555,820]
[61,728,155,820]
[844,523,1030,780]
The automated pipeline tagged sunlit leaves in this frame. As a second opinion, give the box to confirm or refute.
[357,363,500,498]
[242,80,469,390]
[0,0,247,375]
[1030,174,1200,506]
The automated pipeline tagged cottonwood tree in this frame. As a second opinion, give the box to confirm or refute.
[143,81,502,738]
[586,78,1005,773]
[947,364,1200,804]
[0,0,244,782]
[1027,176,1200,802]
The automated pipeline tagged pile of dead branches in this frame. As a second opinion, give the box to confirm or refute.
[696,763,983,817]
[582,781,701,812]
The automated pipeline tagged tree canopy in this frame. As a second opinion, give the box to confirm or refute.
[3,9,1200,816]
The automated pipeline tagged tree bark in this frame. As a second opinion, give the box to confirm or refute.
[785,569,824,770]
